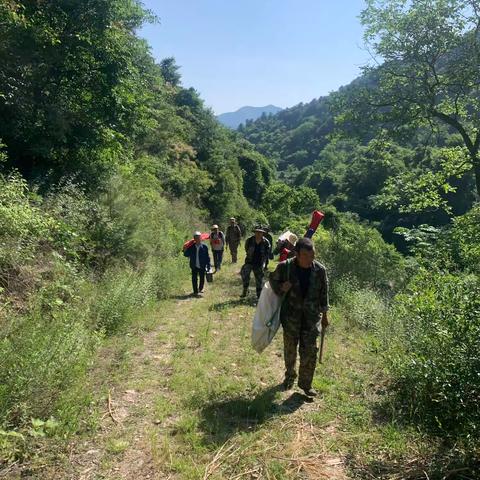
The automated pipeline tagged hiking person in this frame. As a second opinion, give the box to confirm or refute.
[210,224,225,272]
[269,237,329,397]
[240,226,271,299]
[183,231,211,297]
[274,233,298,261]
[225,217,242,263]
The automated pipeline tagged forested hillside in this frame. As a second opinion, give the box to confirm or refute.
[241,16,479,240]
[0,0,273,460]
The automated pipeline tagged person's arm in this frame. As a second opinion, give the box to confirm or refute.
[183,245,192,257]
[319,268,330,327]
[269,262,292,296]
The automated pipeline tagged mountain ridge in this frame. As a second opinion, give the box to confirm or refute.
[217,104,283,129]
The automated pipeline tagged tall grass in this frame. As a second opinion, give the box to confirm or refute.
[0,171,198,455]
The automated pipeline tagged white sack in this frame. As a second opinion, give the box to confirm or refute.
[251,281,282,353]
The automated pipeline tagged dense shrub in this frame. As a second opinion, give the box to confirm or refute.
[447,205,480,274]
[283,210,404,292]
[332,277,388,330]
[381,270,480,439]
[320,218,404,290]
[0,172,197,435]
[0,304,96,428]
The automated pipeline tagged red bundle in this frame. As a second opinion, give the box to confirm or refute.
[309,210,325,230]
[183,233,210,251]
[279,247,291,262]
[305,210,325,239]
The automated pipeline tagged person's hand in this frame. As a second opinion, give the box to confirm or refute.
[280,281,292,293]
[321,312,329,329]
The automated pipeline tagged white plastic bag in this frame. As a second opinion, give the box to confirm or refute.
[251,281,282,353]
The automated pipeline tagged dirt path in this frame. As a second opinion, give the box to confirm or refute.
[35,259,349,480]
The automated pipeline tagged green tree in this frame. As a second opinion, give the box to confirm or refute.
[0,0,156,183]
[351,0,480,197]
[237,150,273,204]
[159,57,182,86]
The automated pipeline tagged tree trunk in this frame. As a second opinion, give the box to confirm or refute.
[474,159,480,200]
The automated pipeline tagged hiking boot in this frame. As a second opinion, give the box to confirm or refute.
[240,288,248,298]
[283,378,294,391]
[302,388,318,398]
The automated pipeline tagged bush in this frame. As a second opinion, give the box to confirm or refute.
[0,171,198,438]
[0,303,96,428]
[319,217,404,290]
[332,277,388,330]
[381,270,480,439]
[0,174,53,274]
[271,210,405,295]
[448,205,480,274]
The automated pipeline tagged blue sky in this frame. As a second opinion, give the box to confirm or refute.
[139,1,369,114]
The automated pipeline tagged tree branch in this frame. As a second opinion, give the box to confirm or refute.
[432,110,476,155]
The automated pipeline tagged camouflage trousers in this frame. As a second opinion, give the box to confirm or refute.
[241,263,264,297]
[228,242,239,263]
[283,329,319,390]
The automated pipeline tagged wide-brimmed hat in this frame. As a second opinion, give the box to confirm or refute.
[193,231,202,237]
[230,217,236,221]
[288,233,298,245]
[211,224,219,229]
[253,226,266,234]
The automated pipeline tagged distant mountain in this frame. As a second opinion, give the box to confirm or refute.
[217,105,283,129]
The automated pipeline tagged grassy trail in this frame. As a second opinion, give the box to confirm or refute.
[20,256,420,480]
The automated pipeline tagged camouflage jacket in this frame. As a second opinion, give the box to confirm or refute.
[244,236,271,266]
[226,224,242,245]
[269,258,329,335]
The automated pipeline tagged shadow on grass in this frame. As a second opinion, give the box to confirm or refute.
[208,297,256,311]
[169,293,194,300]
[198,384,308,446]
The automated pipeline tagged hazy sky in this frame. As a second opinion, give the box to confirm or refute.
[139,1,369,114]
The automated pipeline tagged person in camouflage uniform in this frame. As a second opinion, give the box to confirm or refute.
[269,237,329,397]
[240,226,271,298]
[225,217,242,263]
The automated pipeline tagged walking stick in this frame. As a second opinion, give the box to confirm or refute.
[319,327,326,364]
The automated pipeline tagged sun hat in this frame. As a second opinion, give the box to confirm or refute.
[288,233,298,246]
[193,231,202,237]
[211,224,219,229]
[253,226,266,234]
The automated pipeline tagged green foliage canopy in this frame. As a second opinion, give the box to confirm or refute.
[354,0,480,197]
